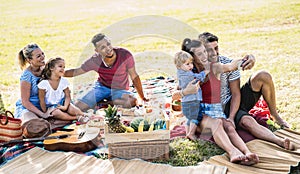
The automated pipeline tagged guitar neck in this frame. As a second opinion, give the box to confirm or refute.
[0,134,69,147]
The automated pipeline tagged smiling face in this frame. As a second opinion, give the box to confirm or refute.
[51,59,65,77]
[191,45,208,66]
[204,41,219,62]
[94,37,115,58]
[28,48,46,67]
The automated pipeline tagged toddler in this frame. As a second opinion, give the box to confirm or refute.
[174,51,208,140]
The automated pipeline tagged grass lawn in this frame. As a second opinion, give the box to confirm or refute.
[0,1,299,126]
[1,1,300,173]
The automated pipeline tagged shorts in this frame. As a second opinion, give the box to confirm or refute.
[200,103,227,119]
[223,77,262,127]
[78,81,132,108]
[181,100,201,126]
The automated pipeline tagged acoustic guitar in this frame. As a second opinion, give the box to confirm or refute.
[44,126,102,152]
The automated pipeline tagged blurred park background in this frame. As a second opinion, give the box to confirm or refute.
[0,0,299,129]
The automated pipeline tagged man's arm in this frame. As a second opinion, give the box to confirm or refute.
[128,67,147,101]
[64,67,86,77]
[227,79,241,127]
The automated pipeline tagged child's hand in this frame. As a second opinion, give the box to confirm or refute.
[41,108,56,118]
[57,104,67,111]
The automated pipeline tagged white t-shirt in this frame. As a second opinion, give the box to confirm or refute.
[38,77,69,105]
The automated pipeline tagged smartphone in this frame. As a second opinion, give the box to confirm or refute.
[238,59,247,70]
[192,79,200,84]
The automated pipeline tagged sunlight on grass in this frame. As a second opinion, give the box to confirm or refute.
[0,0,299,131]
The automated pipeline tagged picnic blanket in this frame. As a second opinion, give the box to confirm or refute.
[1,129,299,174]
[204,128,300,174]
[0,147,227,174]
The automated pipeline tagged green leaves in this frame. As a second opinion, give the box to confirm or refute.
[153,138,225,166]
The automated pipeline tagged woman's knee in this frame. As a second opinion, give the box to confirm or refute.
[210,119,223,133]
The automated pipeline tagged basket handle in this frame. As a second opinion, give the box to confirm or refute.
[0,110,15,125]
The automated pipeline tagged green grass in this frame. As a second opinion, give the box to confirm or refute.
[0,0,299,130]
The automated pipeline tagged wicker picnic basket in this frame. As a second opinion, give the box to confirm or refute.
[104,122,170,161]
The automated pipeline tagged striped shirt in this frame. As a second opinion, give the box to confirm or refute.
[219,56,241,105]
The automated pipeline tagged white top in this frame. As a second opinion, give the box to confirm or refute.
[38,77,69,105]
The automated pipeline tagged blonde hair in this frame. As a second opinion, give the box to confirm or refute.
[18,43,39,70]
[174,51,193,69]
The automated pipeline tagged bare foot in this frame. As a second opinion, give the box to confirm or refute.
[186,134,197,141]
[230,153,246,163]
[240,153,259,165]
[283,138,295,150]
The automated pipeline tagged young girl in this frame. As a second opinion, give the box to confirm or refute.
[38,57,88,123]
[174,51,209,140]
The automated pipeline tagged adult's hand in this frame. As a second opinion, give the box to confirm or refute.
[40,107,57,118]
[242,54,255,70]
[183,79,199,95]
[275,117,290,128]
[225,118,236,129]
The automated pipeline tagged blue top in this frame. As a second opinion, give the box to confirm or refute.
[177,69,206,102]
[15,69,41,118]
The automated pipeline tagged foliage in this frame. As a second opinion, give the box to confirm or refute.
[153,138,225,166]
[266,119,282,132]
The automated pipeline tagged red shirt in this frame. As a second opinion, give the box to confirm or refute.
[201,63,221,104]
[81,48,135,90]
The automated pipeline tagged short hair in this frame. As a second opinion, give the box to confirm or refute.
[198,32,219,43]
[91,33,106,47]
[174,51,193,69]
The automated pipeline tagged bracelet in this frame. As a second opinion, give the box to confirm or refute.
[180,89,184,97]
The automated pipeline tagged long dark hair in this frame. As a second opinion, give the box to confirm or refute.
[41,57,64,80]
[181,38,203,57]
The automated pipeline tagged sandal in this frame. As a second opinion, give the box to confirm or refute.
[77,115,90,124]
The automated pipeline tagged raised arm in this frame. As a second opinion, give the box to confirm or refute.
[215,59,242,74]
[64,67,86,77]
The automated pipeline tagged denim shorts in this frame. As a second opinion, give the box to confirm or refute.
[200,103,227,119]
[78,81,131,108]
[181,100,201,126]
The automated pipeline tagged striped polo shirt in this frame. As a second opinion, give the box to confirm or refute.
[219,55,241,105]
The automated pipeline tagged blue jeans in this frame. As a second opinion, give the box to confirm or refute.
[78,81,131,108]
